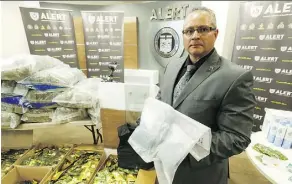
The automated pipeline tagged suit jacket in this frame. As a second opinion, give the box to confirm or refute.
[157,49,256,184]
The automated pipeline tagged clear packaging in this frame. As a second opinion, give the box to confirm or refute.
[282,123,292,149]
[13,83,29,97]
[1,80,16,94]
[52,107,88,124]
[52,78,101,108]
[88,107,101,129]
[21,108,55,123]
[19,67,86,90]
[23,90,62,109]
[273,122,287,147]
[1,55,68,81]
[1,111,21,129]
[129,98,211,184]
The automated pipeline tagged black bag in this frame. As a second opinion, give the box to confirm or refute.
[117,118,154,170]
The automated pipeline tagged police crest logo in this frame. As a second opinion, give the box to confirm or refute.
[29,12,39,21]
[269,89,276,94]
[259,35,265,40]
[154,27,179,58]
[250,4,263,18]
[88,15,96,24]
[236,46,241,50]
[275,68,281,74]
[281,46,287,52]
[254,56,260,61]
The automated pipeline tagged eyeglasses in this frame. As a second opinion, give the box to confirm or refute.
[182,26,217,37]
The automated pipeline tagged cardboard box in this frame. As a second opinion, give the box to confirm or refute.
[14,144,73,171]
[1,166,52,184]
[42,144,106,184]
[1,148,31,178]
[89,154,157,184]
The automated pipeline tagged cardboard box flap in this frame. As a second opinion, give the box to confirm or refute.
[2,166,52,184]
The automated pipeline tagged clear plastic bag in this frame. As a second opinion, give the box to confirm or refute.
[13,83,29,97]
[19,67,86,90]
[52,78,101,108]
[21,108,54,123]
[52,107,88,124]
[128,97,212,184]
[1,80,16,95]
[1,55,68,81]
[262,108,292,137]
[1,94,28,114]
[23,90,62,109]
[1,111,21,129]
[88,106,101,129]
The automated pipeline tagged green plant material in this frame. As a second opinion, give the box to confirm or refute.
[21,108,54,123]
[16,180,39,184]
[21,147,70,166]
[48,150,101,184]
[253,143,288,161]
[93,155,138,184]
[1,149,27,177]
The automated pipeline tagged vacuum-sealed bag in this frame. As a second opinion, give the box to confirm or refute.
[23,90,62,109]
[53,78,101,108]
[19,67,86,91]
[88,107,101,129]
[1,55,67,81]
[1,111,21,129]
[1,95,27,114]
[1,80,16,95]
[52,107,88,124]
[128,98,212,184]
[21,108,55,123]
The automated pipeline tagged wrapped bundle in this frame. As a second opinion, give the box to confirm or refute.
[52,107,88,124]
[21,109,55,123]
[1,111,21,129]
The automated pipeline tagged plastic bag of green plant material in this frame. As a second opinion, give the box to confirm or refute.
[1,55,68,81]
[1,80,16,95]
[52,107,88,124]
[23,90,64,109]
[1,111,21,129]
[19,67,86,91]
[88,106,101,129]
[52,78,101,109]
[21,108,55,123]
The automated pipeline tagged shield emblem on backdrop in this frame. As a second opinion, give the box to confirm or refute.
[275,68,281,74]
[255,56,260,61]
[88,15,96,24]
[236,46,241,50]
[29,12,39,21]
[250,4,263,18]
[259,35,265,40]
[281,46,287,52]
[269,89,276,94]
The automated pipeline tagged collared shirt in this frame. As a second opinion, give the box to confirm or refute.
[174,48,215,87]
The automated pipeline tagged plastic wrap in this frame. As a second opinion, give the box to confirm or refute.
[262,108,292,137]
[19,67,86,90]
[1,80,16,94]
[1,55,68,81]
[21,108,55,123]
[23,90,62,109]
[1,95,27,114]
[1,111,21,129]
[13,83,29,97]
[52,107,88,124]
[128,97,212,184]
[88,107,101,129]
[52,78,101,108]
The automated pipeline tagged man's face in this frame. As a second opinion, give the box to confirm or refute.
[183,11,218,59]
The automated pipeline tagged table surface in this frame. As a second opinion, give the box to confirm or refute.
[246,131,292,184]
[2,119,95,130]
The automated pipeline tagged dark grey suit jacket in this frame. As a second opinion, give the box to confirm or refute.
[157,49,256,184]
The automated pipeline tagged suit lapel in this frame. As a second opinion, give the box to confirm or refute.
[164,57,185,105]
[173,50,222,109]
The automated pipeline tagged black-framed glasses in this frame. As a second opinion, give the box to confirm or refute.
[182,26,217,37]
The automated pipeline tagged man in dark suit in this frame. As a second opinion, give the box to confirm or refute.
[157,7,256,184]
